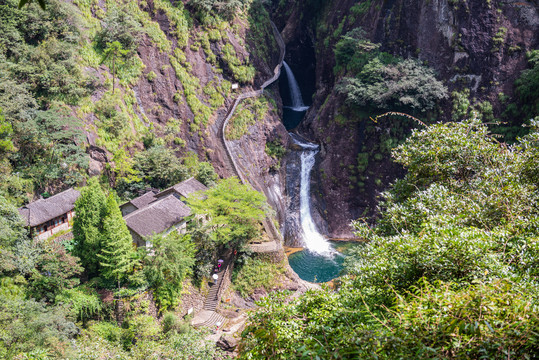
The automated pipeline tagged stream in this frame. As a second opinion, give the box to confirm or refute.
[281,61,352,283]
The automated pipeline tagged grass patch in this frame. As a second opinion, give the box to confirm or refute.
[225,96,270,140]
[232,256,286,298]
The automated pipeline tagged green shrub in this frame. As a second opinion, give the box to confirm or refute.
[162,312,190,334]
[356,152,369,173]
[133,146,189,189]
[146,71,157,82]
[95,7,141,52]
[221,43,255,84]
[265,138,286,159]
[143,232,196,311]
[515,49,539,119]
[232,257,285,298]
[338,58,447,111]
[335,28,447,112]
[226,97,269,140]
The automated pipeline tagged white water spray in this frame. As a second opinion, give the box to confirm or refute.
[283,61,309,111]
[291,134,333,255]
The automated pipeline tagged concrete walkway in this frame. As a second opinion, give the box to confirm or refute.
[249,240,281,253]
[217,21,286,250]
[192,21,286,331]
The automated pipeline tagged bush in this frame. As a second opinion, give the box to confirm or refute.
[162,312,190,334]
[232,257,285,298]
[335,28,447,112]
[95,7,141,52]
[133,146,189,189]
[226,97,270,140]
[515,49,539,120]
[338,58,448,111]
[265,138,286,159]
[143,232,196,311]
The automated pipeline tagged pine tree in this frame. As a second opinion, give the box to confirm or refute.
[72,177,107,276]
[98,194,137,289]
[100,41,129,94]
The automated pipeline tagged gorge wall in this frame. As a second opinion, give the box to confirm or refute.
[69,0,290,215]
[272,0,539,238]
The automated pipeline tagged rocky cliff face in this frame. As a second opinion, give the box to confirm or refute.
[76,0,288,207]
[273,0,539,238]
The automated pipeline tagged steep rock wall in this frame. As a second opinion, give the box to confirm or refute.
[74,0,288,204]
[274,0,539,238]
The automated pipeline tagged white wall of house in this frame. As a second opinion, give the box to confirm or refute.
[130,220,188,249]
[34,210,75,241]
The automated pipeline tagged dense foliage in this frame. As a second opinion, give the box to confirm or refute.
[187,177,269,249]
[335,28,448,112]
[142,232,196,310]
[239,118,539,359]
[0,0,90,199]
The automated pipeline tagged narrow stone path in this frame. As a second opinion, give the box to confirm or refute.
[192,21,286,330]
[218,22,286,250]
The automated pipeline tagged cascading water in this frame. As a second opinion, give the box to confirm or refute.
[282,61,310,111]
[291,134,333,255]
[282,60,351,282]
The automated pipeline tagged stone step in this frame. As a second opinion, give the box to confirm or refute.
[192,310,227,329]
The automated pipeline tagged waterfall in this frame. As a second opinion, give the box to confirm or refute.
[291,134,333,255]
[283,61,309,111]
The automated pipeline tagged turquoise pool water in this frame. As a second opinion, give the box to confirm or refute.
[287,241,358,283]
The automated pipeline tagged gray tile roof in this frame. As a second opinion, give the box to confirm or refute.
[156,177,208,200]
[124,195,191,238]
[121,190,158,210]
[18,188,80,227]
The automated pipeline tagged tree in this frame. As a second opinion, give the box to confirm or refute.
[98,194,137,289]
[18,0,46,10]
[338,58,448,111]
[100,41,129,94]
[72,177,107,276]
[0,108,15,157]
[95,7,141,52]
[28,240,83,302]
[0,195,27,275]
[143,232,195,311]
[134,145,189,189]
[182,152,218,187]
[187,177,268,249]
[334,28,447,112]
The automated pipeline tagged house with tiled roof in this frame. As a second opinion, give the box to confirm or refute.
[120,189,159,216]
[155,177,208,200]
[18,188,80,240]
[121,177,208,247]
[124,195,192,247]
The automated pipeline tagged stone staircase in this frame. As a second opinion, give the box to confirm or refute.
[192,262,231,328]
[192,309,227,329]
[204,267,227,311]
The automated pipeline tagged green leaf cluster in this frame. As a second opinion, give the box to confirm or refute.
[335,28,447,112]
[239,119,539,359]
[142,232,196,311]
[187,177,268,249]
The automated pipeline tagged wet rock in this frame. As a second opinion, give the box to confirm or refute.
[217,334,239,352]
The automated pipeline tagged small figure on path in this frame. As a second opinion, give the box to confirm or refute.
[212,273,218,283]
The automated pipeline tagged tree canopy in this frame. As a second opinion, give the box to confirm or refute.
[187,177,268,249]
[239,118,539,359]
